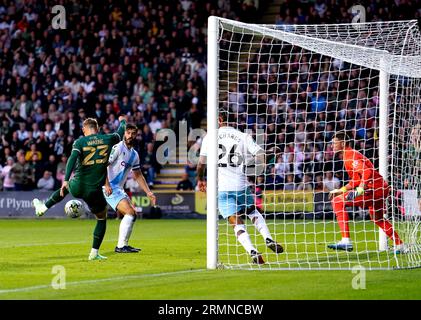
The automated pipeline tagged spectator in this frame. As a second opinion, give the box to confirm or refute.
[141,143,158,186]
[149,114,162,135]
[25,143,42,162]
[322,171,340,192]
[297,174,314,191]
[12,94,32,121]
[37,171,55,191]
[177,173,194,191]
[184,104,202,130]
[17,122,29,142]
[265,166,283,189]
[0,0,417,198]
[11,152,34,191]
[43,153,57,172]
[1,157,15,191]
[29,153,45,187]
[44,123,56,142]
[283,174,297,191]
[314,175,324,191]
[185,161,197,186]
[55,155,67,185]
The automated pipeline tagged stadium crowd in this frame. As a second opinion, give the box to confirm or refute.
[0,0,419,194]
[223,0,421,195]
[0,0,262,191]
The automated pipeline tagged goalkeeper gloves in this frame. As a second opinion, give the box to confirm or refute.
[328,186,347,199]
[346,186,365,201]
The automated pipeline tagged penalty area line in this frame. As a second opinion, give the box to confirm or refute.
[0,269,206,294]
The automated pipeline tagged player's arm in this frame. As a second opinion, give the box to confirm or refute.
[104,175,112,196]
[329,170,363,200]
[61,141,81,196]
[131,152,156,205]
[132,169,156,206]
[115,115,127,141]
[109,116,128,144]
[245,133,267,176]
[330,156,371,200]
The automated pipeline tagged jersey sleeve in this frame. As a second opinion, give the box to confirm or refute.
[132,151,141,171]
[108,143,121,165]
[72,139,82,154]
[245,133,262,156]
[199,135,208,157]
[109,119,127,145]
[64,142,81,181]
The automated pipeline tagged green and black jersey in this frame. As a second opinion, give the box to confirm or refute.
[65,120,126,189]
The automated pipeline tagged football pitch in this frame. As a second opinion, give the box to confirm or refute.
[0,219,420,300]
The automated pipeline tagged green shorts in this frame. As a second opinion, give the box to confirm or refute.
[69,179,107,214]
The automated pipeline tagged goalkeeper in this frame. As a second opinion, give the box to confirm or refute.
[328,131,404,253]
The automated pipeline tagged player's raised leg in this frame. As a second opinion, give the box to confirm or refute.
[33,186,69,216]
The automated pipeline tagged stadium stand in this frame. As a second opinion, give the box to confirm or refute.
[0,0,419,195]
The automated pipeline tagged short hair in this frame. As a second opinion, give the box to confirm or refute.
[126,123,138,132]
[83,118,99,130]
[218,108,237,124]
[332,131,351,146]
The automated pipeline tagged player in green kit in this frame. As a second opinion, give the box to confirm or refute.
[33,116,127,261]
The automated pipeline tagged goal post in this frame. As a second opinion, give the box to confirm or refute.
[206,16,421,270]
[378,60,389,252]
[207,16,219,270]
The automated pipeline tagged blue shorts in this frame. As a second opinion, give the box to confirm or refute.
[102,187,129,211]
[218,187,254,219]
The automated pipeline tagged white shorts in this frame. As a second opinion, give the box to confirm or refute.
[102,187,130,211]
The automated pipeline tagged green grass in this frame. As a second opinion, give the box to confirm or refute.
[0,219,420,300]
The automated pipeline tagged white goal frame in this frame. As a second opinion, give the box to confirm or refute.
[206,16,421,270]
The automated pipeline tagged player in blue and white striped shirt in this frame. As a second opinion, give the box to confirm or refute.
[103,124,156,253]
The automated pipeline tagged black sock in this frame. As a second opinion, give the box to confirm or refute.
[45,189,67,209]
[92,219,107,250]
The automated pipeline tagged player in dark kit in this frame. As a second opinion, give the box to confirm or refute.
[33,116,127,260]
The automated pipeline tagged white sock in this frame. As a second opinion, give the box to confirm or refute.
[118,214,134,248]
[124,215,136,246]
[90,248,98,256]
[340,237,351,244]
[237,232,256,254]
[248,210,272,241]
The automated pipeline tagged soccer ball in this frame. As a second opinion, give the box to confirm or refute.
[64,200,85,218]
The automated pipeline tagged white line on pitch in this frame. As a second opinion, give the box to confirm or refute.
[0,239,116,249]
[0,269,206,294]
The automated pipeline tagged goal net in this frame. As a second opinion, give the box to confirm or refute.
[206,16,421,270]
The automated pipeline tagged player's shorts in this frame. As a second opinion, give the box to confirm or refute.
[68,179,107,214]
[218,187,254,219]
[102,186,130,211]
